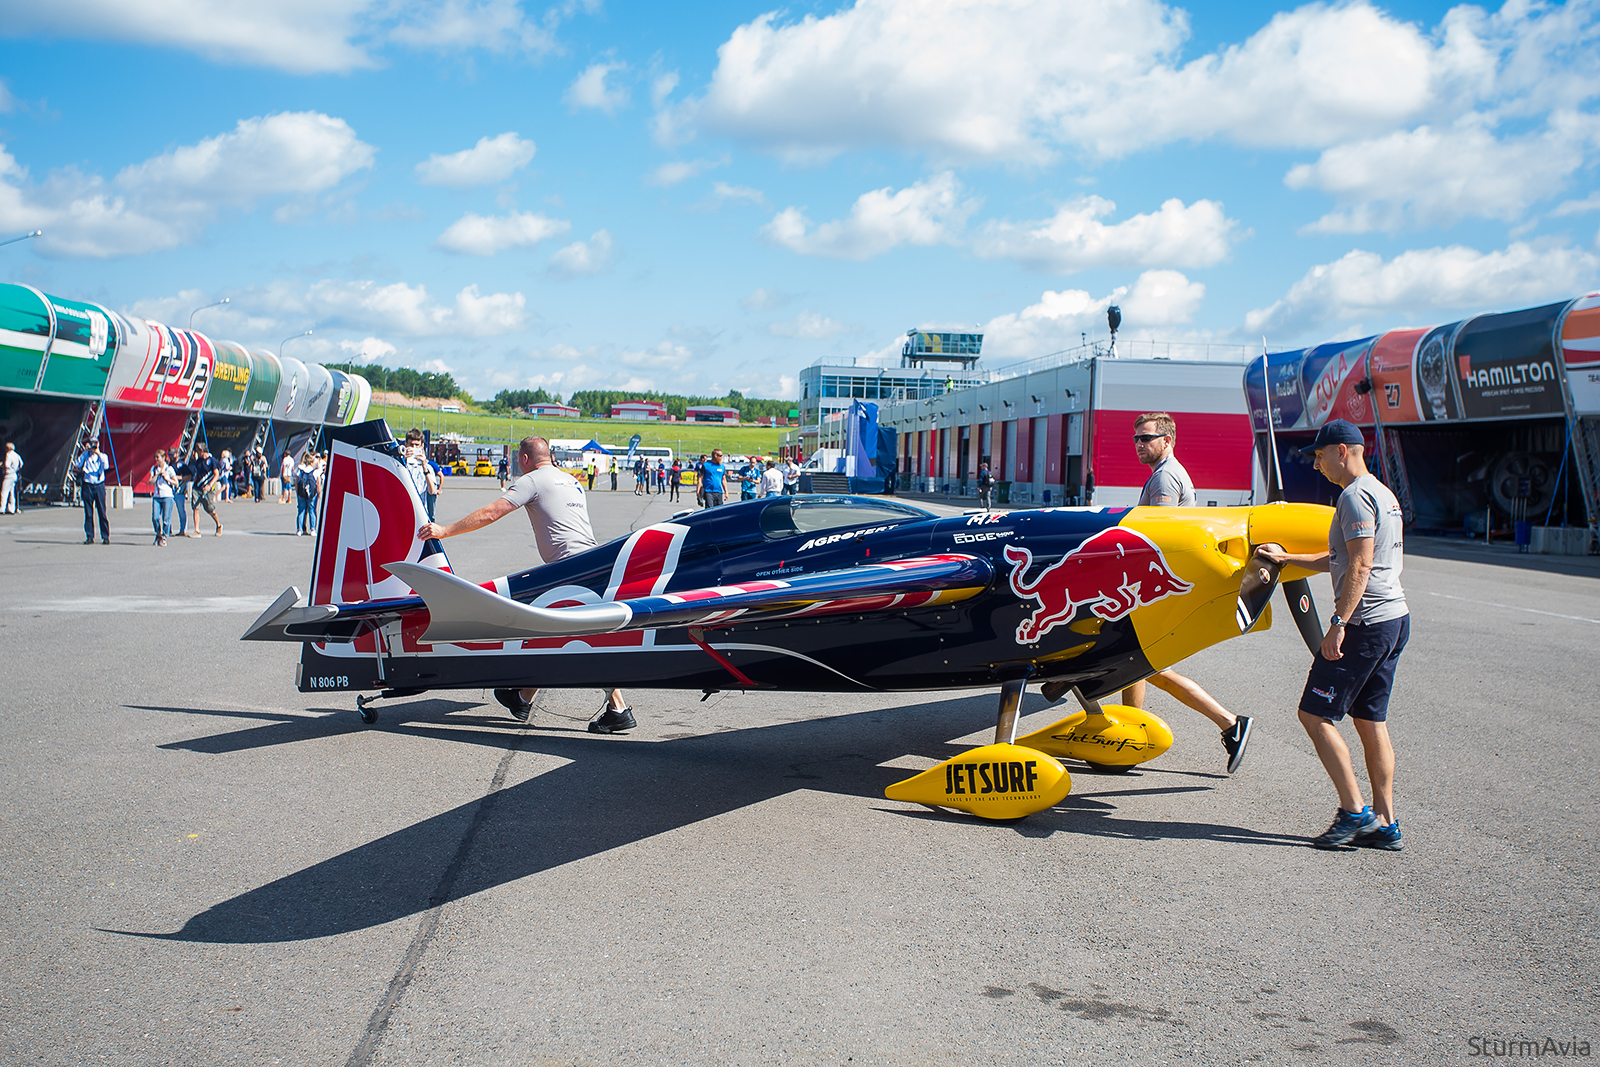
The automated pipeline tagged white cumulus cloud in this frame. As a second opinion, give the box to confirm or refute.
[710,181,765,207]
[681,0,1596,163]
[979,270,1206,361]
[740,288,789,311]
[566,60,629,114]
[619,341,692,371]
[1286,113,1600,232]
[273,278,528,337]
[0,0,378,74]
[769,311,852,339]
[416,132,536,188]
[548,229,614,276]
[762,171,977,260]
[975,196,1236,273]
[388,0,568,58]
[339,337,398,361]
[646,156,725,187]
[435,210,569,255]
[0,112,374,257]
[1245,241,1600,338]
[0,0,597,74]
[117,112,374,206]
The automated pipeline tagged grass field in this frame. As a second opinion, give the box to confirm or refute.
[371,403,788,457]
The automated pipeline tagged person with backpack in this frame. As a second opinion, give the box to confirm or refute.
[977,461,994,511]
[293,454,320,536]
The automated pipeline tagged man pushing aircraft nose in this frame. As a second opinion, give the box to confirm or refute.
[1123,412,1253,774]
[419,434,635,734]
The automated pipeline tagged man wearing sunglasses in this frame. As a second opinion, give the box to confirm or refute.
[1124,412,1254,774]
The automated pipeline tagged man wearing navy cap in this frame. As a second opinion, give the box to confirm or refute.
[1261,419,1409,851]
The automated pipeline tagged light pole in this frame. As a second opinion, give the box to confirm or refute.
[0,229,42,250]
[189,297,229,329]
[279,329,312,358]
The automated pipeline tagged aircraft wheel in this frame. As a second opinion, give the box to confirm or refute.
[355,695,379,725]
[1085,761,1136,774]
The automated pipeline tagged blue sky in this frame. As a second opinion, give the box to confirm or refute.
[1,0,1597,401]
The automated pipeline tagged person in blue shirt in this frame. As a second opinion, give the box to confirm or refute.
[739,458,759,501]
[74,438,112,544]
[701,449,727,507]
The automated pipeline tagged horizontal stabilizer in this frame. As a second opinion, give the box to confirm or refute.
[387,561,633,644]
[241,587,340,642]
[388,553,993,645]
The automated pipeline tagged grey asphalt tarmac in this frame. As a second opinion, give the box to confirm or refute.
[1,482,1595,1066]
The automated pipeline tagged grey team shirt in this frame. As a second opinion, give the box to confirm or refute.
[1138,455,1196,507]
[501,465,596,563]
[1329,473,1408,624]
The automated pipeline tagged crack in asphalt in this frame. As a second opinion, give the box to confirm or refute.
[345,723,528,1067]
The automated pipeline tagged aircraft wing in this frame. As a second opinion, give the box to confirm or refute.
[385,553,993,645]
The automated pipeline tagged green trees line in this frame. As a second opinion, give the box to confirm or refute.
[329,363,797,420]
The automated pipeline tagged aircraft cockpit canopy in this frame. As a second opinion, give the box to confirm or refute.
[758,496,933,540]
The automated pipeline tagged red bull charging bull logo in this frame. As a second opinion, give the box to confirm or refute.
[1004,527,1193,644]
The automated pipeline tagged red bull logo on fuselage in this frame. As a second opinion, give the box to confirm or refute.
[1004,526,1193,645]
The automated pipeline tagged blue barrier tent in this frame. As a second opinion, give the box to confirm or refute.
[580,439,612,453]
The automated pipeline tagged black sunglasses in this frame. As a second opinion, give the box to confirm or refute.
[1132,433,1168,443]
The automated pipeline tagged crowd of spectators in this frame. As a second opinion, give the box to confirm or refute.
[5,433,807,547]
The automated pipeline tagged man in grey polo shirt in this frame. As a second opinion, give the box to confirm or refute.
[1261,419,1409,851]
[1123,412,1253,773]
[419,434,634,734]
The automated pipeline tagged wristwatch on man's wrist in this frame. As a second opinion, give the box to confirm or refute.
[1329,613,1344,628]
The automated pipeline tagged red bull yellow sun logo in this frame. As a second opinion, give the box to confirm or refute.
[1004,527,1193,644]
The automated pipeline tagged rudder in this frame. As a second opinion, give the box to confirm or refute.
[309,421,452,606]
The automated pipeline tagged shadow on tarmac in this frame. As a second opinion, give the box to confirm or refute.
[111,693,1288,944]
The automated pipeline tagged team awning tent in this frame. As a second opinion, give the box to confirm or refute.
[581,439,612,453]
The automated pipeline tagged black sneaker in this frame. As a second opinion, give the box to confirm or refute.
[493,688,532,722]
[1221,715,1253,774]
[588,705,637,734]
[1312,806,1375,849]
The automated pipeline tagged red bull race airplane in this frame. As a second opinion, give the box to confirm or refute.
[245,421,1331,820]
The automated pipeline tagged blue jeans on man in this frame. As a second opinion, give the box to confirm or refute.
[82,482,109,542]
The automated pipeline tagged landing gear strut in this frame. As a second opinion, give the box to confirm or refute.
[353,688,426,724]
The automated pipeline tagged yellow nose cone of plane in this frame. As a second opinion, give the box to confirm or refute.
[1246,501,1336,577]
[1116,502,1334,672]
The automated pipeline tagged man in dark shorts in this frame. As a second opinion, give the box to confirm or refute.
[1260,420,1408,851]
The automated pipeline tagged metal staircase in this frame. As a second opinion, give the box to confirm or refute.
[246,418,271,458]
[175,410,203,463]
[1379,427,1417,526]
[1572,415,1600,549]
[59,400,105,506]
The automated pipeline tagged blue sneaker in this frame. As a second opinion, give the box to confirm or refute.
[1312,806,1375,849]
[1355,819,1403,851]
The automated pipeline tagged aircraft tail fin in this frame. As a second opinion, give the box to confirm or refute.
[308,420,452,607]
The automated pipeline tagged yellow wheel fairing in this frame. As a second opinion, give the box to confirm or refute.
[1014,705,1174,767]
[885,742,1072,820]
[1117,503,1332,671]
